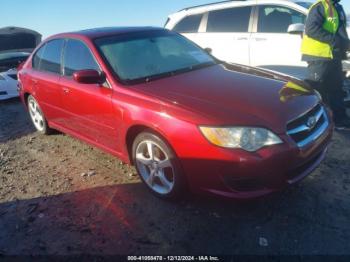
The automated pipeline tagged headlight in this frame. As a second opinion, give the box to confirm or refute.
[199,127,283,152]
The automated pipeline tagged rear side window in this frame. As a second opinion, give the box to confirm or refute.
[173,14,203,33]
[32,45,46,70]
[207,6,252,32]
[63,39,99,77]
[32,39,64,74]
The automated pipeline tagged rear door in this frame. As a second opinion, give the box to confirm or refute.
[30,39,65,122]
[249,5,307,79]
[194,6,253,65]
[60,38,117,150]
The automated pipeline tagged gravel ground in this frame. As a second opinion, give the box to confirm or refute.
[0,98,350,256]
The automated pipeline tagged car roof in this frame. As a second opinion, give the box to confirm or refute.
[179,0,247,11]
[50,27,166,40]
[177,0,310,12]
[165,0,310,27]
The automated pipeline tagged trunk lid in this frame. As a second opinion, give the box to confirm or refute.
[0,27,41,54]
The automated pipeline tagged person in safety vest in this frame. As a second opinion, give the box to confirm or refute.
[301,0,350,129]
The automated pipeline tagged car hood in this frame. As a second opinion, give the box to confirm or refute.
[0,27,41,54]
[130,63,319,134]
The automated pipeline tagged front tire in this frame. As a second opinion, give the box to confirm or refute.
[27,95,51,135]
[132,131,186,199]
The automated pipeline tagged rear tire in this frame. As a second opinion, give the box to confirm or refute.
[132,131,186,199]
[27,95,52,135]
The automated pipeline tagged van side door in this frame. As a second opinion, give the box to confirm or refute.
[249,5,307,79]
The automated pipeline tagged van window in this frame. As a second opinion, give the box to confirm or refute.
[63,39,99,77]
[173,14,203,33]
[207,7,252,32]
[33,39,64,74]
[258,6,306,33]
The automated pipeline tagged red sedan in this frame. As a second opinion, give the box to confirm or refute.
[18,27,333,199]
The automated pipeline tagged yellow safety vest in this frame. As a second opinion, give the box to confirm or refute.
[301,0,339,59]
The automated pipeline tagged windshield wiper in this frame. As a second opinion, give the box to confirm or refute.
[123,72,174,84]
[187,61,217,71]
[123,61,217,85]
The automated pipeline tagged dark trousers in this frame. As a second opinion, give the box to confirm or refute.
[306,60,347,122]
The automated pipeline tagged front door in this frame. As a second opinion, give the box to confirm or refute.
[60,38,117,150]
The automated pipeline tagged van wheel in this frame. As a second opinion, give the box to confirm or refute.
[132,131,185,199]
[27,95,51,135]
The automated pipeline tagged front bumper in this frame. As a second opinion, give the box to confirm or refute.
[180,114,333,199]
[0,72,19,100]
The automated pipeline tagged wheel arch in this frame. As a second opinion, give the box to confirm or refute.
[23,92,31,107]
[125,123,189,197]
[125,124,179,166]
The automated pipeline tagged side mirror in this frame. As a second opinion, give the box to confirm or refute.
[73,70,106,84]
[204,47,212,54]
[288,23,305,35]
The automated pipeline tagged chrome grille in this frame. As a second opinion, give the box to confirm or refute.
[287,104,329,148]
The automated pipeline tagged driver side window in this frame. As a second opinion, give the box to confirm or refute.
[257,6,306,33]
[63,39,100,77]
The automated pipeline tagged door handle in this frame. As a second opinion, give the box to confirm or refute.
[254,38,267,41]
[237,37,248,41]
[62,87,70,94]
[31,78,38,85]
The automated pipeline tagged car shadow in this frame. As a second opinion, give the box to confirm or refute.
[0,171,349,256]
[0,183,274,256]
[0,98,36,143]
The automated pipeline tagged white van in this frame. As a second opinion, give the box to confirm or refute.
[165,0,350,80]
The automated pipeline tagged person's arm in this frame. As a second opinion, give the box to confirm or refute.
[337,4,350,50]
[304,3,335,44]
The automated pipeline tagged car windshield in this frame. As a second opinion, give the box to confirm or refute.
[95,30,216,84]
[296,2,312,9]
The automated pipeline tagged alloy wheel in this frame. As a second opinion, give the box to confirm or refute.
[135,140,175,195]
[28,97,45,132]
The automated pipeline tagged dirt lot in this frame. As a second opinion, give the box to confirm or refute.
[0,98,350,256]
